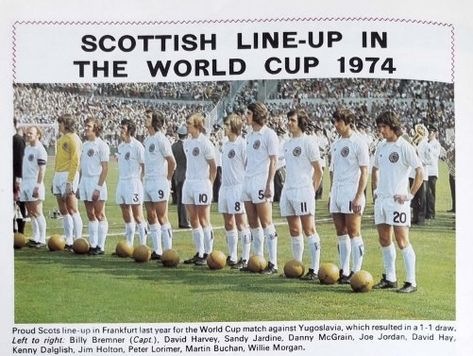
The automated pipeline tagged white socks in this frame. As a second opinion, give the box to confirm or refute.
[71,212,83,239]
[149,223,162,254]
[63,214,74,245]
[239,228,251,261]
[36,215,46,244]
[136,223,147,245]
[350,236,364,273]
[308,234,321,273]
[97,220,108,250]
[382,243,397,282]
[125,222,136,247]
[192,228,204,257]
[401,243,416,286]
[88,220,99,248]
[251,227,264,257]
[203,226,214,254]
[291,235,304,262]
[338,234,351,276]
[161,223,173,250]
[226,229,238,262]
[264,224,278,268]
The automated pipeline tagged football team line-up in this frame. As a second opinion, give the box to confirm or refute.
[15,103,431,294]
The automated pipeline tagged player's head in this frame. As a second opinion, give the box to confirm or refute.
[332,108,355,126]
[57,114,76,133]
[84,117,103,138]
[376,111,402,137]
[287,109,310,133]
[120,118,136,139]
[146,109,165,131]
[247,102,269,126]
[223,113,243,136]
[26,125,42,143]
[186,113,206,135]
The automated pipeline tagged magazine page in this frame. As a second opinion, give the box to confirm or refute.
[1,0,472,355]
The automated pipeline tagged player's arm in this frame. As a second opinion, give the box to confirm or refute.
[311,160,323,192]
[354,165,368,201]
[410,166,424,196]
[33,158,47,198]
[371,166,379,202]
[165,155,177,181]
[207,158,217,184]
[67,136,81,183]
[265,155,277,198]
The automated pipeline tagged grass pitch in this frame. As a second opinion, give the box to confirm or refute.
[14,160,455,323]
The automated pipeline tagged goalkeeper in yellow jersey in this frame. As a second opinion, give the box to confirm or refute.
[52,114,83,249]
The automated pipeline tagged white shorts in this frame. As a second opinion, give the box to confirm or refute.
[374,196,411,227]
[52,172,79,197]
[280,186,316,217]
[329,184,365,214]
[144,177,171,203]
[116,178,144,205]
[79,176,107,201]
[20,179,45,202]
[182,179,213,205]
[241,175,273,204]
[218,184,246,214]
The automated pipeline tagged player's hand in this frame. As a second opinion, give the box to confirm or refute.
[92,189,100,202]
[393,193,412,204]
[351,195,363,215]
[64,182,73,198]
[32,186,39,198]
[264,185,273,199]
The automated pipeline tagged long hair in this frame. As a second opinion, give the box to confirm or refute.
[186,113,206,134]
[375,111,402,137]
[247,102,269,125]
[57,114,76,133]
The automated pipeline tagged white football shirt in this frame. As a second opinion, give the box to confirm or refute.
[117,137,144,180]
[284,134,320,189]
[245,125,279,178]
[184,133,215,180]
[144,131,173,178]
[22,142,48,180]
[330,133,369,186]
[221,136,246,187]
[373,136,422,198]
[80,137,110,177]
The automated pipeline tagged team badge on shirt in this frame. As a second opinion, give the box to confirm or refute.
[87,148,95,157]
[389,152,399,163]
[192,147,200,156]
[124,152,130,160]
[149,143,156,153]
[62,142,68,150]
[28,154,34,161]
[292,146,302,157]
[341,146,350,157]
[228,149,236,159]
[253,140,261,150]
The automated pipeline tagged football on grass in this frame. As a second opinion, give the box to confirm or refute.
[207,250,226,270]
[350,270,374,292]
[318,263,340,284]
[161,249,180,267]
[284,259,305,278]
[247,255,268,273]
[48,234,65,251]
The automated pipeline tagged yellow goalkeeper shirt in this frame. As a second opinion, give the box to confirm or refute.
[55,132,82,182]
